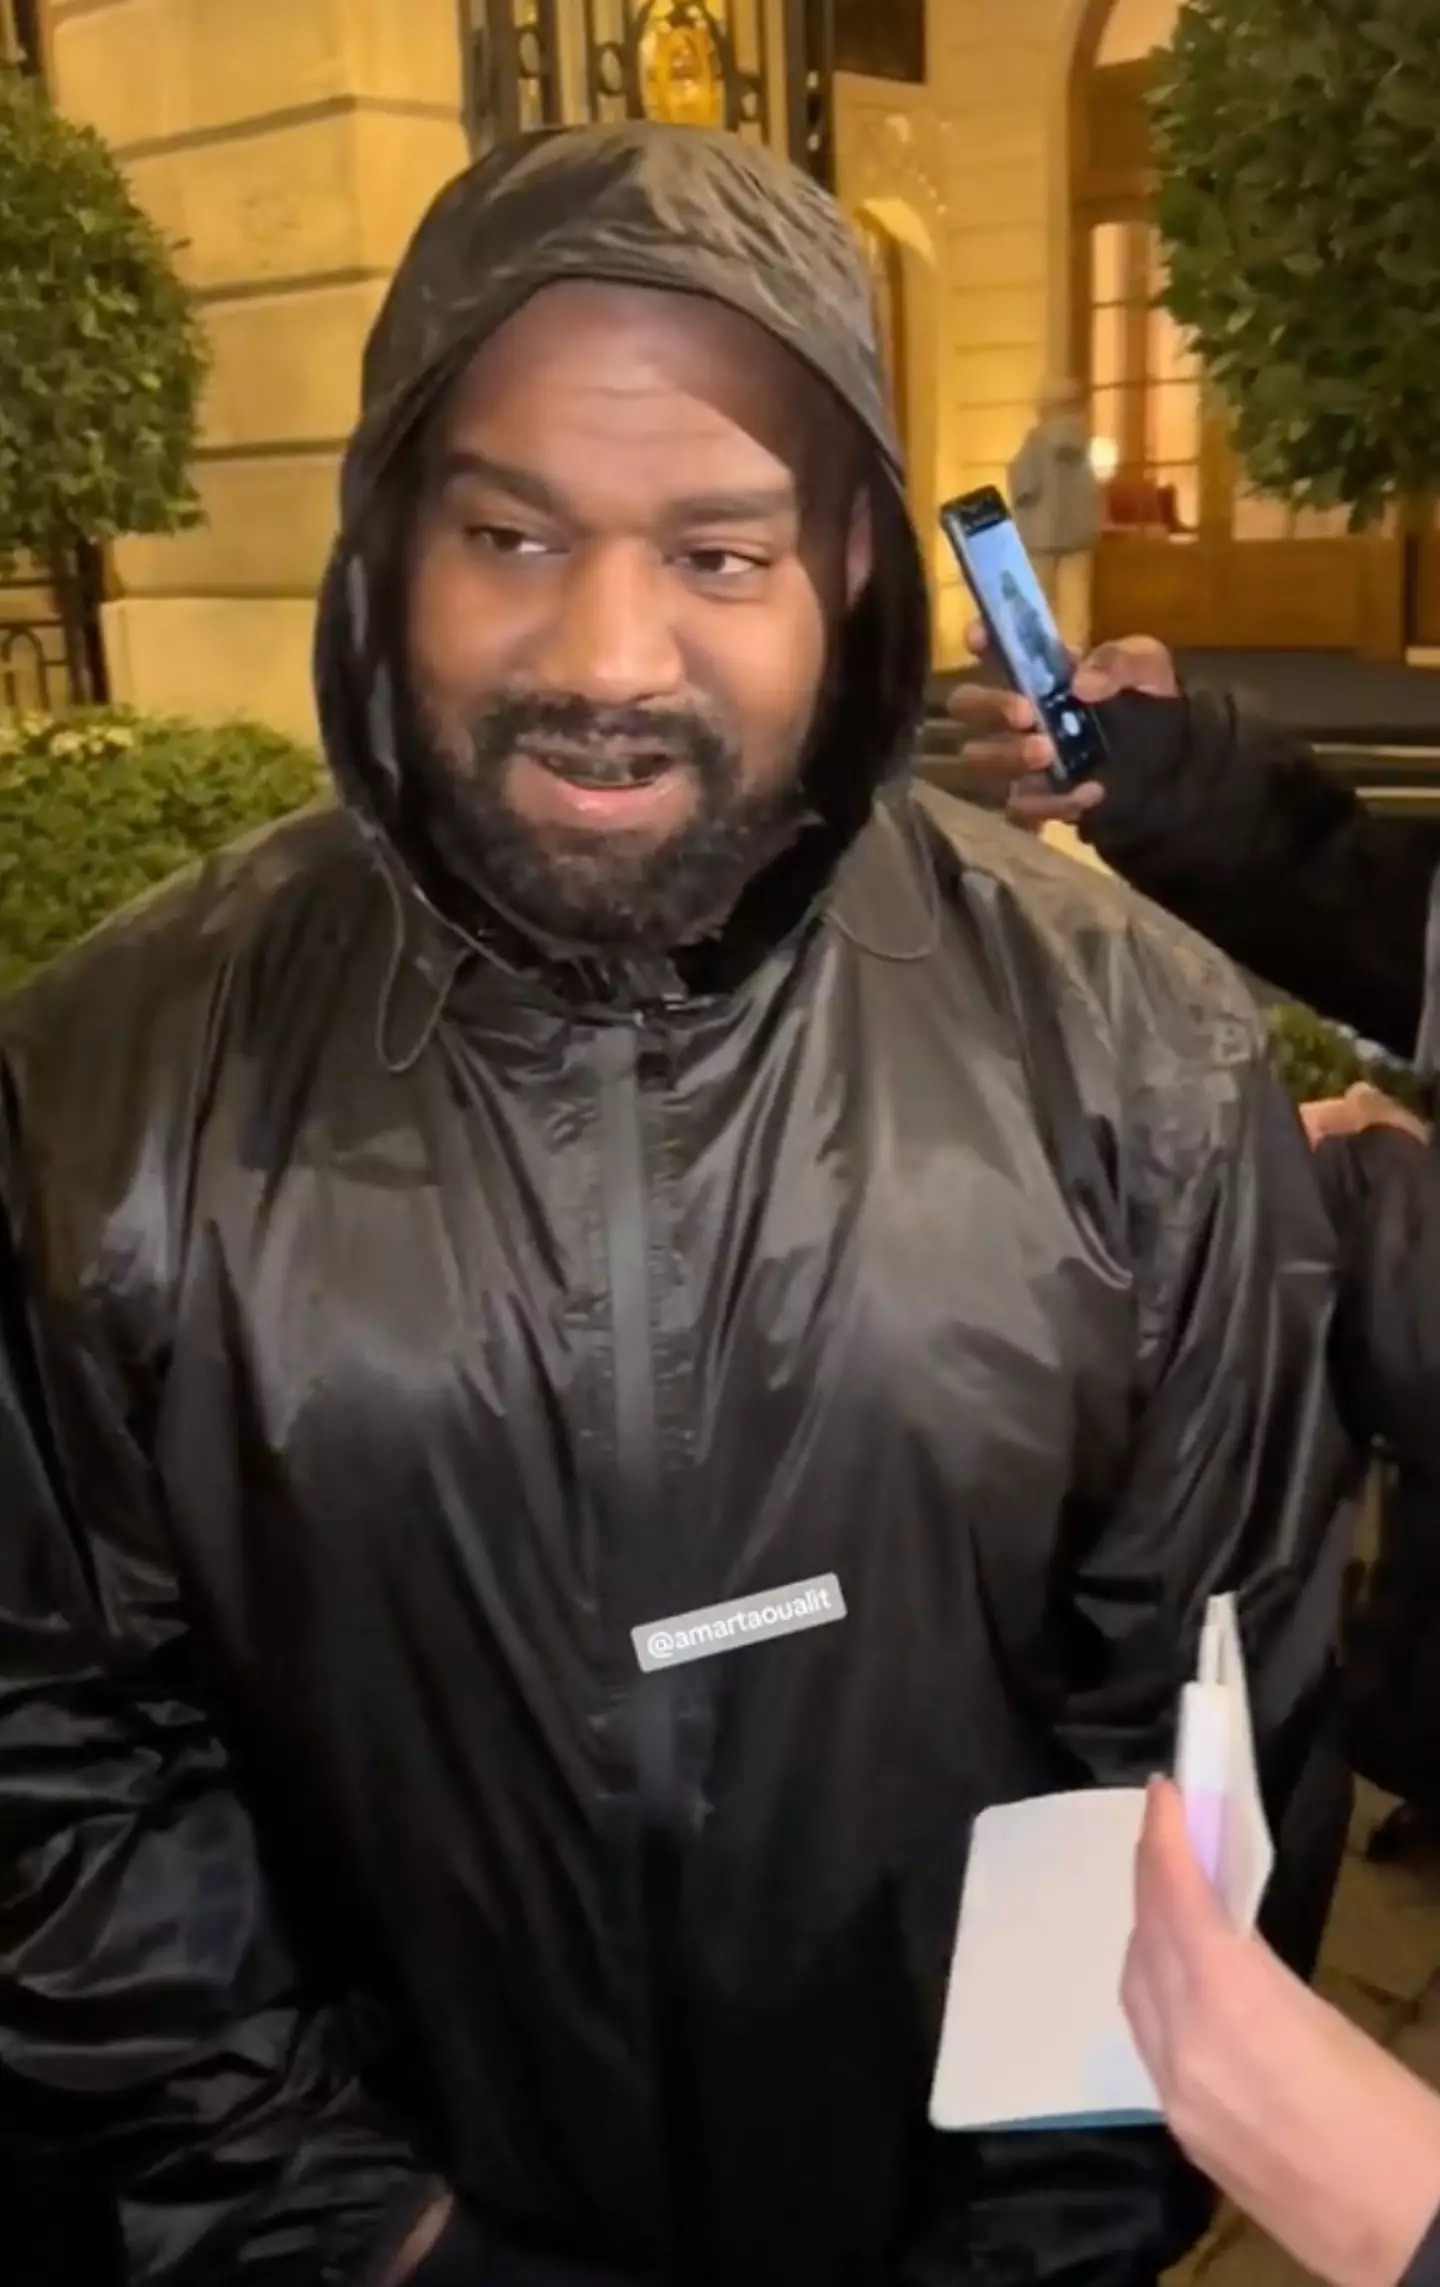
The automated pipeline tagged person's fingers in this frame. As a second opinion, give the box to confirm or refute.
[947,683,1039,736]
[1133,1779,1228,1997]
[1143,1780,1224,1919]
[1298,1102,1334,1147]
[1120,1928,1176,2090]
[1123,1791,1196,2098]
[1103,635,1178,694]
[1299,1096,1357,1147]
[1070,664,1123,705]
[1007,779,1106,827]
[1072,636,1179,705]
[1343,1081,1430,1143]
[959,734,1055,781]
[958,619,1079,679]
[1302,1084,1429,1146]
[956,630,1177,718]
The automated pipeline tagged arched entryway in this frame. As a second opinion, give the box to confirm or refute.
[1068,0,1405,658]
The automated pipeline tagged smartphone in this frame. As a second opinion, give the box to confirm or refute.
[939,486,1107,792]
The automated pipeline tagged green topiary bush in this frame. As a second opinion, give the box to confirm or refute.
[0,69,207,567]
[1151,0,1440,527]
[0,708,324,992]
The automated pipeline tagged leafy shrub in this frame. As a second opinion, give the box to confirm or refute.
[0,708,324,992]
[0,70,207,566]
[1152,0,1440,526]
[1267,1000,1430,1117]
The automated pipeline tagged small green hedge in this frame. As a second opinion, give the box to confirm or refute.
[1267,1000,1431,1119]
[0,707,323,993]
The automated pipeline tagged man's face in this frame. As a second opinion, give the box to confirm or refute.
[406,280,872,949]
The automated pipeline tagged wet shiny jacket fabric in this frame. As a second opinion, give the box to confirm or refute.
[0,127,1353,2287]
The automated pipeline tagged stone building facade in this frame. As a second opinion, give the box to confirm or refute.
[37,0,1108,738]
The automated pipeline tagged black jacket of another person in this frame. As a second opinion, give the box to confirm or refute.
[1081,692,1440,1811]
[1082,687,1440,1061]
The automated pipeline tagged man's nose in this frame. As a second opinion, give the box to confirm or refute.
[534,541,686,705]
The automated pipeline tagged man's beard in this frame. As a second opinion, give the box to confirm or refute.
[410,690,811,952]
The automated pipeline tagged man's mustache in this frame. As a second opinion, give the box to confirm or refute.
[467,693,736,790]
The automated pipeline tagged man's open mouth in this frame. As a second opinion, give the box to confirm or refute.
[518,740,678,792]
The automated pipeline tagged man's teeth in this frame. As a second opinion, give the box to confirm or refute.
[542,753,669,787]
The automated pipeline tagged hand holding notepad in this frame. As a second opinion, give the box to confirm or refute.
[929,1594,1272,2134]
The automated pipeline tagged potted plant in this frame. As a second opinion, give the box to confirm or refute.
[0,67,207,695]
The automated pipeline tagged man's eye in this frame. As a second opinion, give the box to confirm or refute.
[680,547,766,581]
[465,525,550,558]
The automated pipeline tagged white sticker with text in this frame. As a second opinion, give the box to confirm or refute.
[633,1574,846,1672]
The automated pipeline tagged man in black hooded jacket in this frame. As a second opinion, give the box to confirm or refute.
[0,128,1353,2287]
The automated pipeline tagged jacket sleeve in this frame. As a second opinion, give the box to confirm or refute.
[1403,2204,1440,2287]
[904,976,1355,2287]
[1083,686,1440,1060]
[0,1067,452,2287]
[1315,1127,1440,1482]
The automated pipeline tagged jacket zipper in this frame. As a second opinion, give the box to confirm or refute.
[597,1019,679,1824]
[594,1018,694,2274]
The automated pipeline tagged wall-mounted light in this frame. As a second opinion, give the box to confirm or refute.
[1089,435,1119,482]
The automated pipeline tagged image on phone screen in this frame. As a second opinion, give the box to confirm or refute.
[939,489,1107,792]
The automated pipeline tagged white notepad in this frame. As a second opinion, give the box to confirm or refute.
[929,1594,1272,2134]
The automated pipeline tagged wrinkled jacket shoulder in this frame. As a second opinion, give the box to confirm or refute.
[914,782,1263,1079]
[907,786,1293,1354]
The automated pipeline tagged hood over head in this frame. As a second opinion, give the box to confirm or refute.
[314,124,931,977]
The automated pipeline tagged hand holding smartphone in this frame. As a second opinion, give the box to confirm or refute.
[939,487,1107,794]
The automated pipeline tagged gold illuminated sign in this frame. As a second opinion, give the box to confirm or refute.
[638,2,727,129]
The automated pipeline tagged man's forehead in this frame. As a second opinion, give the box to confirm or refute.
[459,279,814,395]
[441,280,856,496]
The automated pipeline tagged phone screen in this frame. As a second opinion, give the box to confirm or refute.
[939,488,1107,791]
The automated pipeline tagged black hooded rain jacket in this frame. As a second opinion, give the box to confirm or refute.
[0,126,1353,2287]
